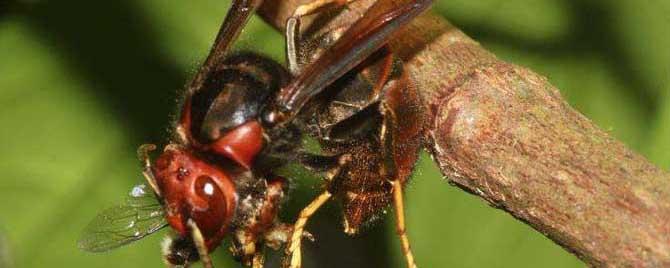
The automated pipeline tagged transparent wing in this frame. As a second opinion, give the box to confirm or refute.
[78,184,168,252]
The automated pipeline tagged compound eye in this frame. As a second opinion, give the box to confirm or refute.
[194,176,223,203]
[190,175,232,239]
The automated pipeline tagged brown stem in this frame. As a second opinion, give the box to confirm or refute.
[258,1,670,267]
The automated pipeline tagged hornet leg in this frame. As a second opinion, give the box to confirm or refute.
[392,181,417,268]
[187,220,213,268]
[285,0,361,74]
[284,191,332,268]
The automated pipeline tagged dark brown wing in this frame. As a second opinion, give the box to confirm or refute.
[77,184,167,252]
[268,0,433,123]
[187,0,264,92]
[177,0,265,144]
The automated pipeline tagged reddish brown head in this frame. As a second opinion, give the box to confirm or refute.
[152,146,237,250]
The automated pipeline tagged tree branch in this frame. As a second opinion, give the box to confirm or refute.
[258,1,670,267]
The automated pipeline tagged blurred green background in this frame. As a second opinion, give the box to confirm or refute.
[1,0,669,267]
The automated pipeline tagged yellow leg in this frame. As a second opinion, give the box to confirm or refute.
[187,220,213,268]
[293,0,359,17]
[286,191,333,268]
[252,250,264,268]
[286,0,361,74]
[392,181,417,268]
[137,144,161,197]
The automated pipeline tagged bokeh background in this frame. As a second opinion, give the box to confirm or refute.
[1,0,669,267]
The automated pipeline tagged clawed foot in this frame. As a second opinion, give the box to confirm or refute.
[283,228,316,268]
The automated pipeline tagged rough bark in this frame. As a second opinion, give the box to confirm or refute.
[257,1,670,267]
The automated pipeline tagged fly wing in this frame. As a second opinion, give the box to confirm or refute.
[78,184,168,252]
